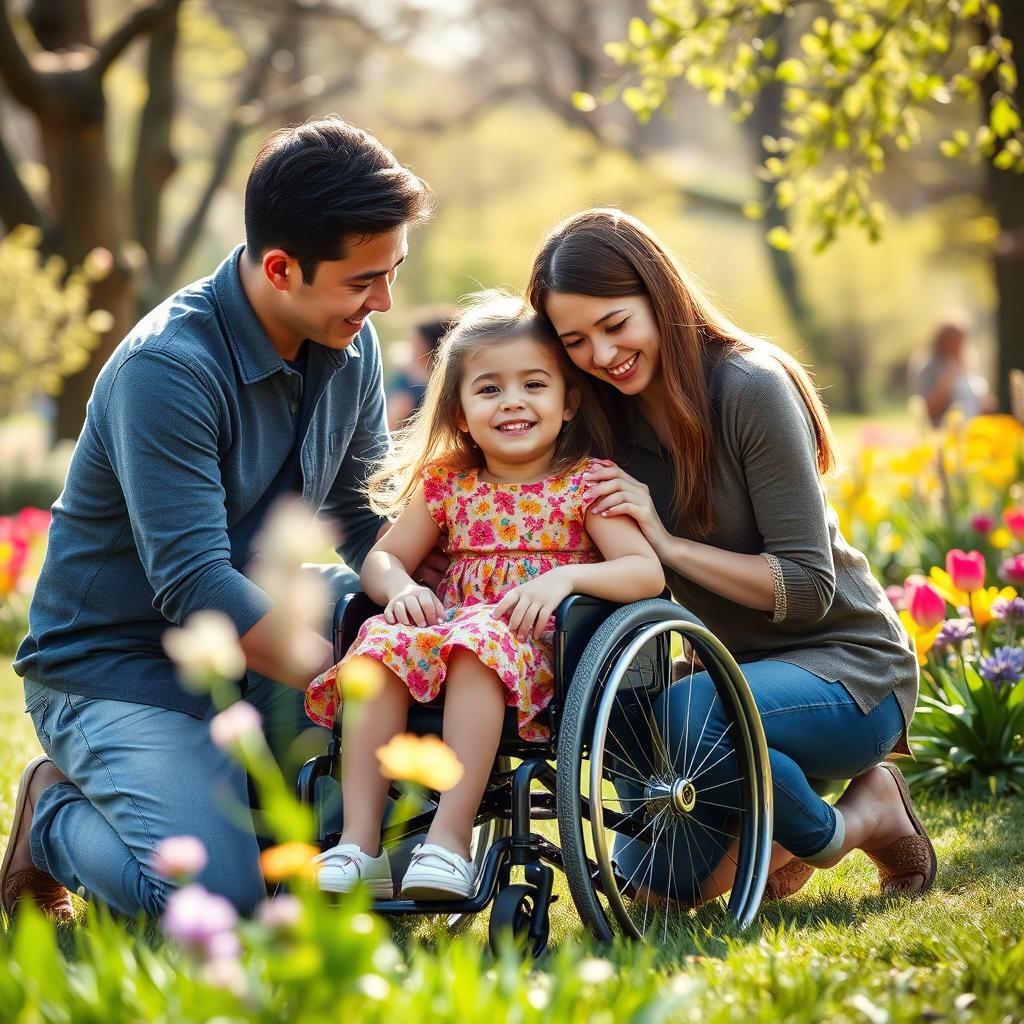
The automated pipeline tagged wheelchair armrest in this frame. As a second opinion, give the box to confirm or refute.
[333,591,384,662]
[552,595,624,708]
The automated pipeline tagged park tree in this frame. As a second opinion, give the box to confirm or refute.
[585,0,1024,409]
[0,0,420,438]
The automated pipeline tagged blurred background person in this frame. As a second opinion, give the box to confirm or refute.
[908,321,997,427]
[386,307,456,431]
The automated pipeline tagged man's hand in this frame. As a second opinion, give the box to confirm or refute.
[492,569,573,641]
[411,543,450,590]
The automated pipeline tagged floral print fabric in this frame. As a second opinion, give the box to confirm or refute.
[304,458,599,740]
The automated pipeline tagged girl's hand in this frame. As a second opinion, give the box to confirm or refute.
[583,461,673,559]
[492,571,573,641]
[384,584,445,627]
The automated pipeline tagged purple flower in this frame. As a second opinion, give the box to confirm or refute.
[160,883,239,960]
[151,836,208,882]
[978,646,1024,688]
[933,618,975,651]
[256,895,303,932]
[992,596,1024,623]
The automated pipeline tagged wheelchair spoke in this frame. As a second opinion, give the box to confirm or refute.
[685,721,733,783]
[673,656,697,777]
[680,688,718,782]
[689,742,737,786]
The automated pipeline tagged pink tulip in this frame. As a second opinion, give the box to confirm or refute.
[969,513,995,533]
[1004,506,1024,539]
[906,579,946,630]
[945,549,986,593]
[1000,554,1024,585]
[884,585,906,611]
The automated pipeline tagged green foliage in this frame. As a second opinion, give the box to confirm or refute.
[0,227,111,418]
[604,1,1023,249]
[909,660,1024,795]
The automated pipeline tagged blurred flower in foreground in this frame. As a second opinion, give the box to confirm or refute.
[209,701,262,750]
[151,835,208,882]
[161,884,239,961]
[162,610,245,693]
[259,842,319,882]
[376,733,464,791]
[339,655,385,702]
[256,894,303,932]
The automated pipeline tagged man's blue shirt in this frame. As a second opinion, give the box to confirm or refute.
[14,246,387,716]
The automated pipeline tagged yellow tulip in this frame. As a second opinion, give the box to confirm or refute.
[376,733,464,792]
[970,586,1018,628]
[899,610,942,666]
[260,841,319,882]
[927,567,967,609]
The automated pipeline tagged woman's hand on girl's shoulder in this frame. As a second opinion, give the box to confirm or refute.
[582,461,672,558]
[384,584,446,628]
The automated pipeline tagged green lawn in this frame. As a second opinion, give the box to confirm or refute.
[3,658,1023,1020]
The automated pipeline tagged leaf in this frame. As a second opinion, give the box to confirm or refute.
[991,96,1021,138]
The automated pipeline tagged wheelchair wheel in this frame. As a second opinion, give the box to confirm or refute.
[556,599,772,941]
[488,884,550,957]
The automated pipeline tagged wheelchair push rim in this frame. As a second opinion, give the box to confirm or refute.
[556,600,773,942]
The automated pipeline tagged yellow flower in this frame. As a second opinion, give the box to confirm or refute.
[927,566,967,609]
[880,531,903,554]
[970,586,1018,628]
[899,611,942,666]
[853,492,885,527]
[989,528,1013,551]
[260,842,319,882]
[375,733,464,791]
[519,497,542,515]
[339,656,384,703]
[888,444,935,477]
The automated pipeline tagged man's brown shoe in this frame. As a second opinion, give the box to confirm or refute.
[0,755,74,921]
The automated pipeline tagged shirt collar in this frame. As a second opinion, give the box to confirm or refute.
[211,245,347,384]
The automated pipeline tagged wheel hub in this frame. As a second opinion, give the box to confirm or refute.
[643,776,698,817]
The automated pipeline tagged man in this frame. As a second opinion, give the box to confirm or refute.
[1,117,432,919]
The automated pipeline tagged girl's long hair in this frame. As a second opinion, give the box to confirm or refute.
[527,208,835,537]
[368,290,613,516]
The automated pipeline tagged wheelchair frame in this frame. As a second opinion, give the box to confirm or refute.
[297,591,773,955]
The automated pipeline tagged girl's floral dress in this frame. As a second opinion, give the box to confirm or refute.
[305,458,600,741]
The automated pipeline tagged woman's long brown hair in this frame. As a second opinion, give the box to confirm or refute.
[367,290,613,516]
[527,208,835,537]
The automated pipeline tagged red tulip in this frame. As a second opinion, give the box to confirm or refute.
[945,549,986,593]
[1005,506,1024,539]
[969,513,995,533]
[906,579,946,630]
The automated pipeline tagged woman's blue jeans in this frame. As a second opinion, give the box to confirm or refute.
[610,660,905,902]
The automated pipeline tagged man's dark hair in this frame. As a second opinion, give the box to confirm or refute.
[244,116,433,283]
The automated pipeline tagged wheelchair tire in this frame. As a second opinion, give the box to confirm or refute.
[555,599,772,940]
[488,884,549,958]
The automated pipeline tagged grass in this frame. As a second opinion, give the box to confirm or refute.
[3,657,1024,1021]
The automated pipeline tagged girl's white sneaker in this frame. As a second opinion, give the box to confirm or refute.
[314,843,394,897]
[399,843,476,900]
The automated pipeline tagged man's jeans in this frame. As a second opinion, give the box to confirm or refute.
[24,564,358,917]
[610,661,906,903]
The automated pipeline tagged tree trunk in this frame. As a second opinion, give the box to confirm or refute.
[987,4,1024,412]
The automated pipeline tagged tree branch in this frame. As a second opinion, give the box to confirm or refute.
[0,126,43,230]
[0,0,49,110]
[157,18,289,289]
[95,0,181,75]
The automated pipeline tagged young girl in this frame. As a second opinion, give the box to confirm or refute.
[304,292,665,900]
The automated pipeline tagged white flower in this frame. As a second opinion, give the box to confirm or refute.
[162,610,245,693]
[209,701,262,749]
[251,496,338,573]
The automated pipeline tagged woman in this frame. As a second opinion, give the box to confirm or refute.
[527,208,935,903]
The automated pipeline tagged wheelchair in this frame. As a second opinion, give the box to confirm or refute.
[297,591,773,956]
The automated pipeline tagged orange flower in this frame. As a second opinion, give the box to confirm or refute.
[260,842,319,882]
[519,498,542,515]
[375,733,464,791]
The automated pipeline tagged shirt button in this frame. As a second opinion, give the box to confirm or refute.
[290,402,299,414]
